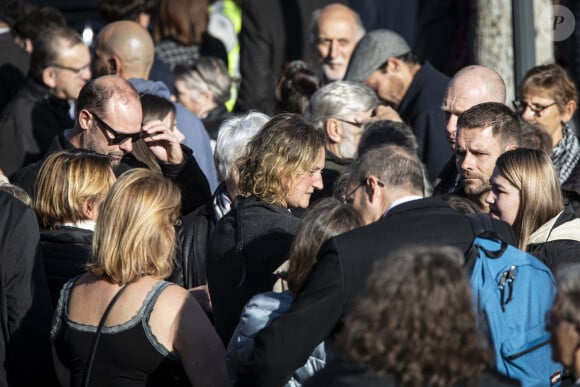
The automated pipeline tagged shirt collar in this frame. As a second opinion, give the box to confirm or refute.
[383,195,423,217]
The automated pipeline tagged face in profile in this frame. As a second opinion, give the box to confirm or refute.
[486,169,520,225]
[284,147,325,208]
[455,126,507,198]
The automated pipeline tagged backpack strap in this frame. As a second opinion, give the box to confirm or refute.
[465,213,511,270]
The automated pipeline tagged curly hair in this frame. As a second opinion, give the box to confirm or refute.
[237,113,325,205]
[338,245,492,387]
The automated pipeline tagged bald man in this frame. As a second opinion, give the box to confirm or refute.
[310,3,365,83]
[434,65,506,194]
[92,20,219,191]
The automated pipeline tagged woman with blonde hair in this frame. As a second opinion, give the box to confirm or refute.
[486,148,580,272]
[50,169,229,387]
[35,149,115,305]
[207,113,326,345]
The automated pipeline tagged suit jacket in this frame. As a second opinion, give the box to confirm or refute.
[398,61,451,182]
[0,191,57,386]
[240,197,512,386]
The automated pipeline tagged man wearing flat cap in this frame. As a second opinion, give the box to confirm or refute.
[345,29,451,182]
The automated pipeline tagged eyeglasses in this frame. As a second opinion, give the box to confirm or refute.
[49,63,91,77]
[335,117,365,128]
[512,99,558,117]
[90,111,144,145]
[345,176,385,202]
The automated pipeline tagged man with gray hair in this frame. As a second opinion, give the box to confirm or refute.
[309,3,365,83]
[345,29,450,182]
[305,80,378,201]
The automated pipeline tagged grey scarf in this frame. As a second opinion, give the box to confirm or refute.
[552,122,580,184]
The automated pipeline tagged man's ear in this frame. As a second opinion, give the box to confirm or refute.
[325,118,342,144]
[366,175,385,204]
[42,67,57,89]
[386,57,401,73]
[108,56,121,75]
[78,109,93,131]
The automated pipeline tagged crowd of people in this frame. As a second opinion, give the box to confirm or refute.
[1,0,580,386]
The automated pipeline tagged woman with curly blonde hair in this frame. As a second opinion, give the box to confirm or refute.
[50,169,229,387]
[306,246,517,387]
[207,113,326,345]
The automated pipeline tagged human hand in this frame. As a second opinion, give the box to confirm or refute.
[141,120,184,164]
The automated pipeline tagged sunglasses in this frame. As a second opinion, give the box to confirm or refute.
[90,111,145,145]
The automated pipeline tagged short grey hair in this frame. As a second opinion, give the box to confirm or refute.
[305,81,378,131]
[173,56,232,104]
[350,144,426,196]
[214,111,270,182]
[309,6,365,45]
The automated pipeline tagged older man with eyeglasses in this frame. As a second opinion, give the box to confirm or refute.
[12,75,212,215]
[0,26,91,177]
[304,80,378,203]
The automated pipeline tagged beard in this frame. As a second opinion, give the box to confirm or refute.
[460,172,491,197]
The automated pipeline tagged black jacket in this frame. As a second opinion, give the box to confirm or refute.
[0,191,57,386]
[206,196,300,345]
[202,104,233,141]
[0,78,73,177]
[526,205,580,273]
[234,0,345,114]
[239,197,513,386]
[398,62,451,182]
[172,198,217,289]
[39,226,92,306]
[11,134,211,214]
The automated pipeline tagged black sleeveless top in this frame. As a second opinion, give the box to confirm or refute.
[50,278,191,387]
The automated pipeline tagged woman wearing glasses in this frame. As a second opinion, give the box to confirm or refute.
[515,64,580,211]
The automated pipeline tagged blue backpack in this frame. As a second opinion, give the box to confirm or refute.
[468,232,563,387]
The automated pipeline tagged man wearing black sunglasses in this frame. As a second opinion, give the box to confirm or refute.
[91,20,218,193]
[12,75,211,215]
